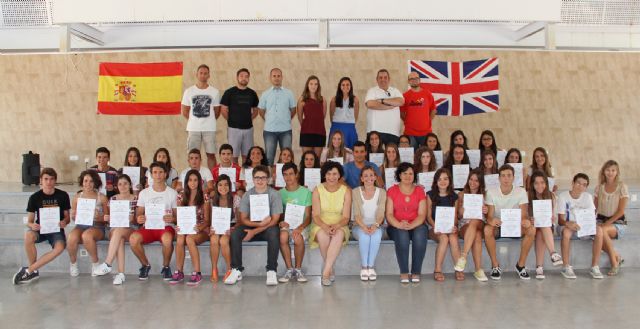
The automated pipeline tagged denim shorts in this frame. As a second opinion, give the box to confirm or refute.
[33,230,66,248]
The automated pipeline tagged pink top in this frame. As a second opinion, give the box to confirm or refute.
[387,185,426,223]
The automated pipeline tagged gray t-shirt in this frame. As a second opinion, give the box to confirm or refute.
[239,187,284,217]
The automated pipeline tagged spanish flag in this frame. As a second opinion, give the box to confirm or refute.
[97,62,183,115]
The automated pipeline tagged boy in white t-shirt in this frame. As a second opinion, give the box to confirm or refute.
[174,148,214,194]
[484,164,535,280]
[557,173,604,279]
[181,64,221,169]
[129,162,178,281]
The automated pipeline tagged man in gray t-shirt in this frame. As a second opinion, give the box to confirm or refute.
[226,165,283,286]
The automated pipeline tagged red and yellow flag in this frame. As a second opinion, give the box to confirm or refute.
[97,62,183,115]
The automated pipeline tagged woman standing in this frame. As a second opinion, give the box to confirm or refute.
[298,75,327,158]
[329,77,359,149]
[310,162,351,286]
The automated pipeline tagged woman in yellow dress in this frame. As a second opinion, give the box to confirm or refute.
[310,161,351,286]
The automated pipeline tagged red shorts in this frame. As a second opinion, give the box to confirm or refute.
[134,226,175,244]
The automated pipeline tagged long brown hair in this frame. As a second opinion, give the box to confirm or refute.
[430,168,455,203]
[414,147,437,173]
[181,169,204,207]
[527,170,554,215]
[530,147,553,178]
[301,75,323,102]
[383,143,400,169]
[462,169,485,195]
[478,149,498,174]
[598,159,621,185]
[326,130,348,161]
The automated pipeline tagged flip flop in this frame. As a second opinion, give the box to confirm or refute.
[433,272,445,282]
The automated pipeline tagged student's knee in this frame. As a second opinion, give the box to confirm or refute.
[161,233,175,246]
[483,225,494,237]
[293,234,304,246]
[24,230,37,243]
[595,226,604,237]
[81,230,96,243]
[129,233,143,246]
[210,234,220,245]
[52,242,66,255]
[279,231,290,245]
[524,226,536,238]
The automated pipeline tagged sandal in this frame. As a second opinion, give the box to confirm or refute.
[608,266,620,276]
[400,274,410,284]
[455,271,465,281]
[433,272,445,282]
[411,274,421,283]
[211,268,219,282]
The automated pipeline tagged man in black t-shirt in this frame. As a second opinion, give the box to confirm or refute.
[13,168,71,284]
[220,68,259,164]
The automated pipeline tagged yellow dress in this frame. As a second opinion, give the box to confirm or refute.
[310,184,350,248]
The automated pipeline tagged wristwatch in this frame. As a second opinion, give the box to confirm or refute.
[381,99,386,105]
[374,222,380,228]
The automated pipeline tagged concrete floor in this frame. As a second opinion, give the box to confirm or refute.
[1,269,638,329]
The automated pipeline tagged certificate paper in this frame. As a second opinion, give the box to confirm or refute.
[418,172,435,192]
[575,209,596,237]
[109,200,131,228]
[533,199,553,228]
[98,173,107,195]
[467,149,481,169]
[211,207,231,234]
[75,198,96,226]
[250,194,270,222]
[177,206,197,235]
[384,168,397,190]
[463,194,483,220]
[484,174,500,190]
[145,203,166,230]
[369,153,384,167]
[548,177,555,191]
[434,151,444,169]
[218,167,237,192]
[275,163,285,188]
[244,168,254,190]
[399,147,414,164]
[497,150,507,167]
[500,209,522,238]
[39,207,60,234]
[304,168,321,191]
[284,203,306,229]
[510,162,524,187]
[434,206,455,234]
[328,157,344,165]
[122,166,141,190]
[452,164,470,189]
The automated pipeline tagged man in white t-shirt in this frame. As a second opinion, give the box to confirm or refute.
[129,162,178,281]
[364,69,405,146]
[484,164,535,280]
[556,173,604,279]
[174,148,214,194]
[181,64,221,169]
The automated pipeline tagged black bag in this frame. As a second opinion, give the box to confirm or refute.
[22,151,40,186]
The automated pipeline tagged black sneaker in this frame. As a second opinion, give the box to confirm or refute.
[490,267,502,280]
[138,265,151,281]
[161,266,172,280]
[516,265,530,280]
[13,267,39,285]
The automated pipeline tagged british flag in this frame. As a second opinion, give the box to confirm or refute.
[408,58,499,116]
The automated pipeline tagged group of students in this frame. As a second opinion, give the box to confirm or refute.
[12,128,629,287]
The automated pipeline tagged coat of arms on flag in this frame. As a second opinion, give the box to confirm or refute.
[97,62,183,115]
[408,58,499,116]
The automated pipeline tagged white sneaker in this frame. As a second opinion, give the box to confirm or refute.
[550,252,563,267]
[561,266,577,279]
[266,270,278,286]
[91,263,100,277]
[368,268,377,281]
[535,266,545,280]
[278,269,294,283]
[224,268,242,285]
[93,263,112,277]
[70,263,79,277]
[454,257,467,272]
[113,273,125,285]
[360,269,369,281]
[590,266,604,279]
[474,270,488,282]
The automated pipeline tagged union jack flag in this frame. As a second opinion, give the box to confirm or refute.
[408,58,499,116]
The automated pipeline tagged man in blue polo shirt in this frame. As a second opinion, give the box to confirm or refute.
[343,141,383,188]
[258,68,296,165]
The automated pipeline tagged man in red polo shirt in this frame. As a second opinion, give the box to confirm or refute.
[400,72,436,149]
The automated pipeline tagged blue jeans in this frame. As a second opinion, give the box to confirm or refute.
[353,226,383,267]
[387,224,428,274]
[263,130,292,165]
[408,135,428,149]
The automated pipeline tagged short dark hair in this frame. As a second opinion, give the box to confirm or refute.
[282,162,298,175]
[253,165,271,178]
[377,69,390,78]
[219,144,233,154]
[498,164,515,175]
[237,68,250,76]
[149,162,167,173]
[197,64,209,72]
[40,167,57,180]
[188,148,201,157]
[96,147,110,157]
[78,170,103,190]
[320,161,344,182]
[394,162,416,184]
[353,141,366,151]
[573,173,590,185]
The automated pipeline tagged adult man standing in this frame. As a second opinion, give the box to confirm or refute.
[364,69,404,146]
[258,68,296,165]
[343,141,384,189]
[220,68,259,164]
[181,64,221,169]
[13,168,70,284]
[400,72,436,149]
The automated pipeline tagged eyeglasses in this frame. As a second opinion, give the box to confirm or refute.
[408,77,420,81]
[253,176,268,181]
